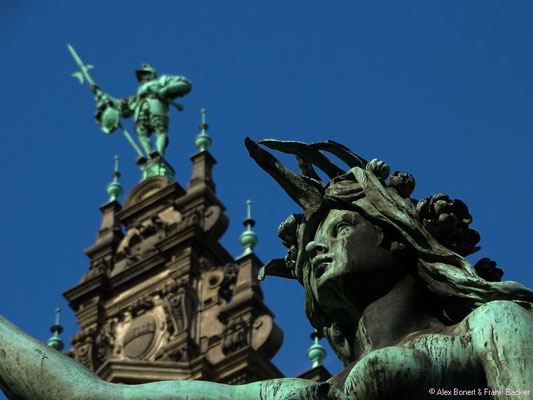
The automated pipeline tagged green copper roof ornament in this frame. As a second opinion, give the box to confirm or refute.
[46,308,64,352]
[239,200,258,256]
[194,108,212,152]
[106,155,123,202]
[307,330,326,368]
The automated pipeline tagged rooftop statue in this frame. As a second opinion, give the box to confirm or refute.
[68,45,192,158]
[1,139,532,399]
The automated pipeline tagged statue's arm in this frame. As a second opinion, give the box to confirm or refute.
[235,379,349,400]
[470,301,533,392]
[117,95,136,118]
[0,316,347,400]
[157,75,192,99]
[108,377,345,400]
[0,315,234,400]
[120,379,346,400]
[0,315,109,400]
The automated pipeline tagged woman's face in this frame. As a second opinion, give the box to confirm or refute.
[305,209,405,316]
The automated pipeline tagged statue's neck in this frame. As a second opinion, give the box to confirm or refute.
[352,273,445,360]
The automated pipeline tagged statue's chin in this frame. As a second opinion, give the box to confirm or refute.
[323,320,357,366]
[314,278,362,329]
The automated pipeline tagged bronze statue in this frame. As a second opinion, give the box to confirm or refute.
[114,63,191,157]
[0,138,531,399]
[68,45,192,158]
[246,139,533,398]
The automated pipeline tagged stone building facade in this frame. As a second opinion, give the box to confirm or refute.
[63,149,284,385]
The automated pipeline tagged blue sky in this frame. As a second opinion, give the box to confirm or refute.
[1,1,533,394]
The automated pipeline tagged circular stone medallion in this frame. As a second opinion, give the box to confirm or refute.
[123,313,157,359]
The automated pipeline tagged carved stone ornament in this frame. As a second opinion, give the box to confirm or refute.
[123,313,158,359]
[201,263,237,309]
[70,326,98,370]
[202,205,229,239]
[94,319,118,362]
[222,317,250,355]
[163,285,192,337]
[123,176,174,208]
[81,256,112,282]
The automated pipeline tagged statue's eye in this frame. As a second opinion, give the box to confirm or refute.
[336,222,351,235]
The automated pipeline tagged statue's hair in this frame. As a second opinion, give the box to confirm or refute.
[320,167,533,309]
[296,167,533,363]
[245,138,533,362]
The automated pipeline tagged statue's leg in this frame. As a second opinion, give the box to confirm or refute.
[135,124,152,156]
[153,116,169,157]
[154,128,167,157]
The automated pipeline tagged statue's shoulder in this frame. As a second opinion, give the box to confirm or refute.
[464,300,532,327]
[458,300,533,352]
[158,75,178,85]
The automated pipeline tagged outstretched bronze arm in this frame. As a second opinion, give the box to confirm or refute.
[0,315,234,400]
[0,316,345,400]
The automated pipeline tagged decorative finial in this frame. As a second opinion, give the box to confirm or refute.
[47,308,64,351]
[106,155,123,202]
[307,330,326,368]
[113,154,120,174]
[239,199,258,256]
[194,108,212,152]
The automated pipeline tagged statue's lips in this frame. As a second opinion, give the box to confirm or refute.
[311,255,332,278]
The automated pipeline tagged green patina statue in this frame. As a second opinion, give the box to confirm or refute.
[68,45,192,158]
[1,139,532,399]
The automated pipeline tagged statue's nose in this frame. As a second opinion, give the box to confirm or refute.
[305,241,328,258]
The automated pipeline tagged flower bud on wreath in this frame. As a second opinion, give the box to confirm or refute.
[366,159,390,180]
[416,193,480,256]
[389,171,415,198]
[474,258,503,282]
